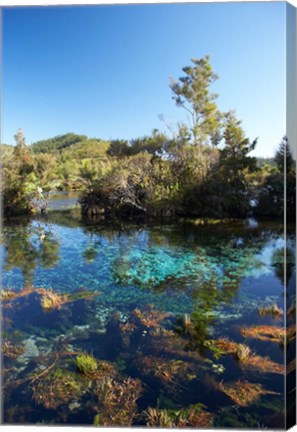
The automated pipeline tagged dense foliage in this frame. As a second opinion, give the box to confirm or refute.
[1,56,295,220]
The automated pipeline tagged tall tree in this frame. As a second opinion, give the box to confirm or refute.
[14,128,26,148]
[274,136,294,172]
[219,112,257,217]
[170,55,222,146]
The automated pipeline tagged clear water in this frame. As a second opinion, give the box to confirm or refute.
[1,210,295,428]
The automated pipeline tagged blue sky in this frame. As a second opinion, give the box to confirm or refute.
[2,2,286,156]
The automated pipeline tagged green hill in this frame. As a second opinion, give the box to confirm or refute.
[29,132,110,161]
[30,133,88,153]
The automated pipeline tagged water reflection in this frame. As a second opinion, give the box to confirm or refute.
[2,220,60,287]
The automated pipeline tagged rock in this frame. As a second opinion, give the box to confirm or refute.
[73,324,90,332]
[69,402,81,411]
[19,338,39,359]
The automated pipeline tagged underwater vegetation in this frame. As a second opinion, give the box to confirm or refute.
[135,355,194,388]
[258,304,283,319]
[93,377,143,426]
[144,405,213,428]
[40,289,69,310]
[32,368,84,410]
[218,380,278,407]
[241,325,295,345]
[2,341,25,359]
[214,338,284,374]
[1,286,100,312]
[132,307,171,328]
[1,286,36,302]
[76,353,99,375]
[76,354,117,380]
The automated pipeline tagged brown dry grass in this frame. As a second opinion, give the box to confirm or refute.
[245,355,284,375]
[1,286,99,312]
[215,337,283,374]
[1,287,36,303]
[219,380,278,407]
[215,337,239,355]
[258,304,283,319]
[241,325,286,343]
[39,289,69,310]
[241,324,296,344]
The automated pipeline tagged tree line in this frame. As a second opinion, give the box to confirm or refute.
[1,56,295,220]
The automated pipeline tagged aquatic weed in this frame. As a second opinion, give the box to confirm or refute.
[32,368,83,410]
[76,353,98,375]
[218,380,278,407]
[144,404,213,428]
[93,377,143,426]
[2,340,25,359]
[258,304,283,319]
[215,338,284,374]
[240,325,295,345]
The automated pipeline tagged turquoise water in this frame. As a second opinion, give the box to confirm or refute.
[1,211,295,427]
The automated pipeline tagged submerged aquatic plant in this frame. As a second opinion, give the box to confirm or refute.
[40,289,68,310]
[258,304,283,319]
[214,338,283,374]
[93,377,143,426]
[1,286,36,303]
[132,307,171,328]
[1,285,99,312]
[214,337,239,355]
[2,340,25,359]
[76,353,98,375]
[240,325,295,344]
[32,368,83,410]
[76,353,117,380]
[144,405,213,428]
[145,408,174,428]
[219,380,277,407]
[234,344,253,363]
[1,289,17,301]
[245,355,284,375]
[135,355,192,387]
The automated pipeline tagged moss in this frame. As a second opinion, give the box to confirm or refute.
[76,353,98,375]
[75,354,117,380]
